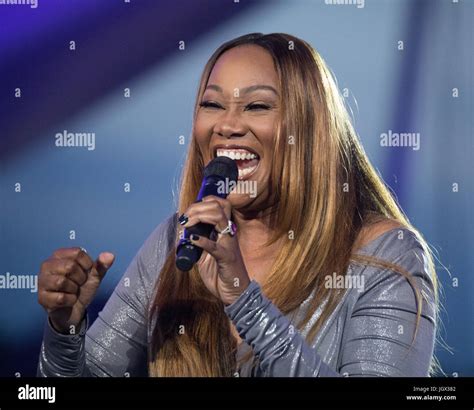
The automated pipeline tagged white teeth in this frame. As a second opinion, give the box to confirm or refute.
[216,148,258,161]
[238,166,257,179]
[214,148,259,179]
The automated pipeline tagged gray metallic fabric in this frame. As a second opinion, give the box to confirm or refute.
[37,213,436,377]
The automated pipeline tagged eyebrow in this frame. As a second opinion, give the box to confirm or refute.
[205,84,279,96]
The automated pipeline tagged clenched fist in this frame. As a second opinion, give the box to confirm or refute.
[38,247,115,334]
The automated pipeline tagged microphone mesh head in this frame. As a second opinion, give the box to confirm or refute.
[203,156,238,183]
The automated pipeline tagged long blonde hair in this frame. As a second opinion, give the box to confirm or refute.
[148,33,439,376]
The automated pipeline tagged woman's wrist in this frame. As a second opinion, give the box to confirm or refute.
[48,312,87,336]
[223,279,261,312]
[222,276,252,306]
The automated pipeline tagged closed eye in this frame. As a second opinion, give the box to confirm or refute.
[199,101,223,109]
[245,103,271,111]
[199,101,272,110]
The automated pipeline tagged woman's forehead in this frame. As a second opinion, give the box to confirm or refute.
[207,45,279,92]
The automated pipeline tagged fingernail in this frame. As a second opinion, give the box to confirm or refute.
[190,234,200,241]
[178,214,188,225]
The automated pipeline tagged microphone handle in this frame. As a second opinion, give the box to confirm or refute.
[175,175,230,271]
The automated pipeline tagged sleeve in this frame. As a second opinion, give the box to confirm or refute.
[37,214,176,377]
[338,243,437,377]
[224,235,437,377]
[224,280,341,377]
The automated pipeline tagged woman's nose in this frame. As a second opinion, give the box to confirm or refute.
[213,112,247,138]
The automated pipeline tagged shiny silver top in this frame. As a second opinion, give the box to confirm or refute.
[38,213,436,377]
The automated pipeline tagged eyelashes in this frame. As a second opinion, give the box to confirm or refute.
[199,101,220,109]
[199,101,271,111]
[246,103,271,111]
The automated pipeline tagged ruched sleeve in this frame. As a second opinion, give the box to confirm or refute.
[224,229,437,377]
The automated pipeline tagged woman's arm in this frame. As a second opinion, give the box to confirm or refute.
[224,232,437,377]
[37,215,175,377]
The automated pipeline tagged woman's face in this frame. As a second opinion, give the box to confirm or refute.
[195,44,280,212]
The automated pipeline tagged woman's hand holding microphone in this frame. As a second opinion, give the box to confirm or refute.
[179,195,251,306]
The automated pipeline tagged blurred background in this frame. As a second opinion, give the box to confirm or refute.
[0,0,472,376]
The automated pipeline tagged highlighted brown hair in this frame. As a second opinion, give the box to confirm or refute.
[148,33,439,377]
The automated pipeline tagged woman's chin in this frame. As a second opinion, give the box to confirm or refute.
[226,175,268,211]
[227,192,257,210]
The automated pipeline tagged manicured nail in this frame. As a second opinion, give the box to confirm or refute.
[178,214,188,225]
[190,234,200,241]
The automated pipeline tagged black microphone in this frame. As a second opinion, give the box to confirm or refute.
[175,156,238,271]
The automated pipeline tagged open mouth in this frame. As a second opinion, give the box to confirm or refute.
[214,146,260,180]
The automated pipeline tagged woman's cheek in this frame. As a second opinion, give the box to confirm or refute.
[194,126,212,159]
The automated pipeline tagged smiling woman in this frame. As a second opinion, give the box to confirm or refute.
[37,33,439,378]
[150,33,439,376]
[195,45,279,191]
